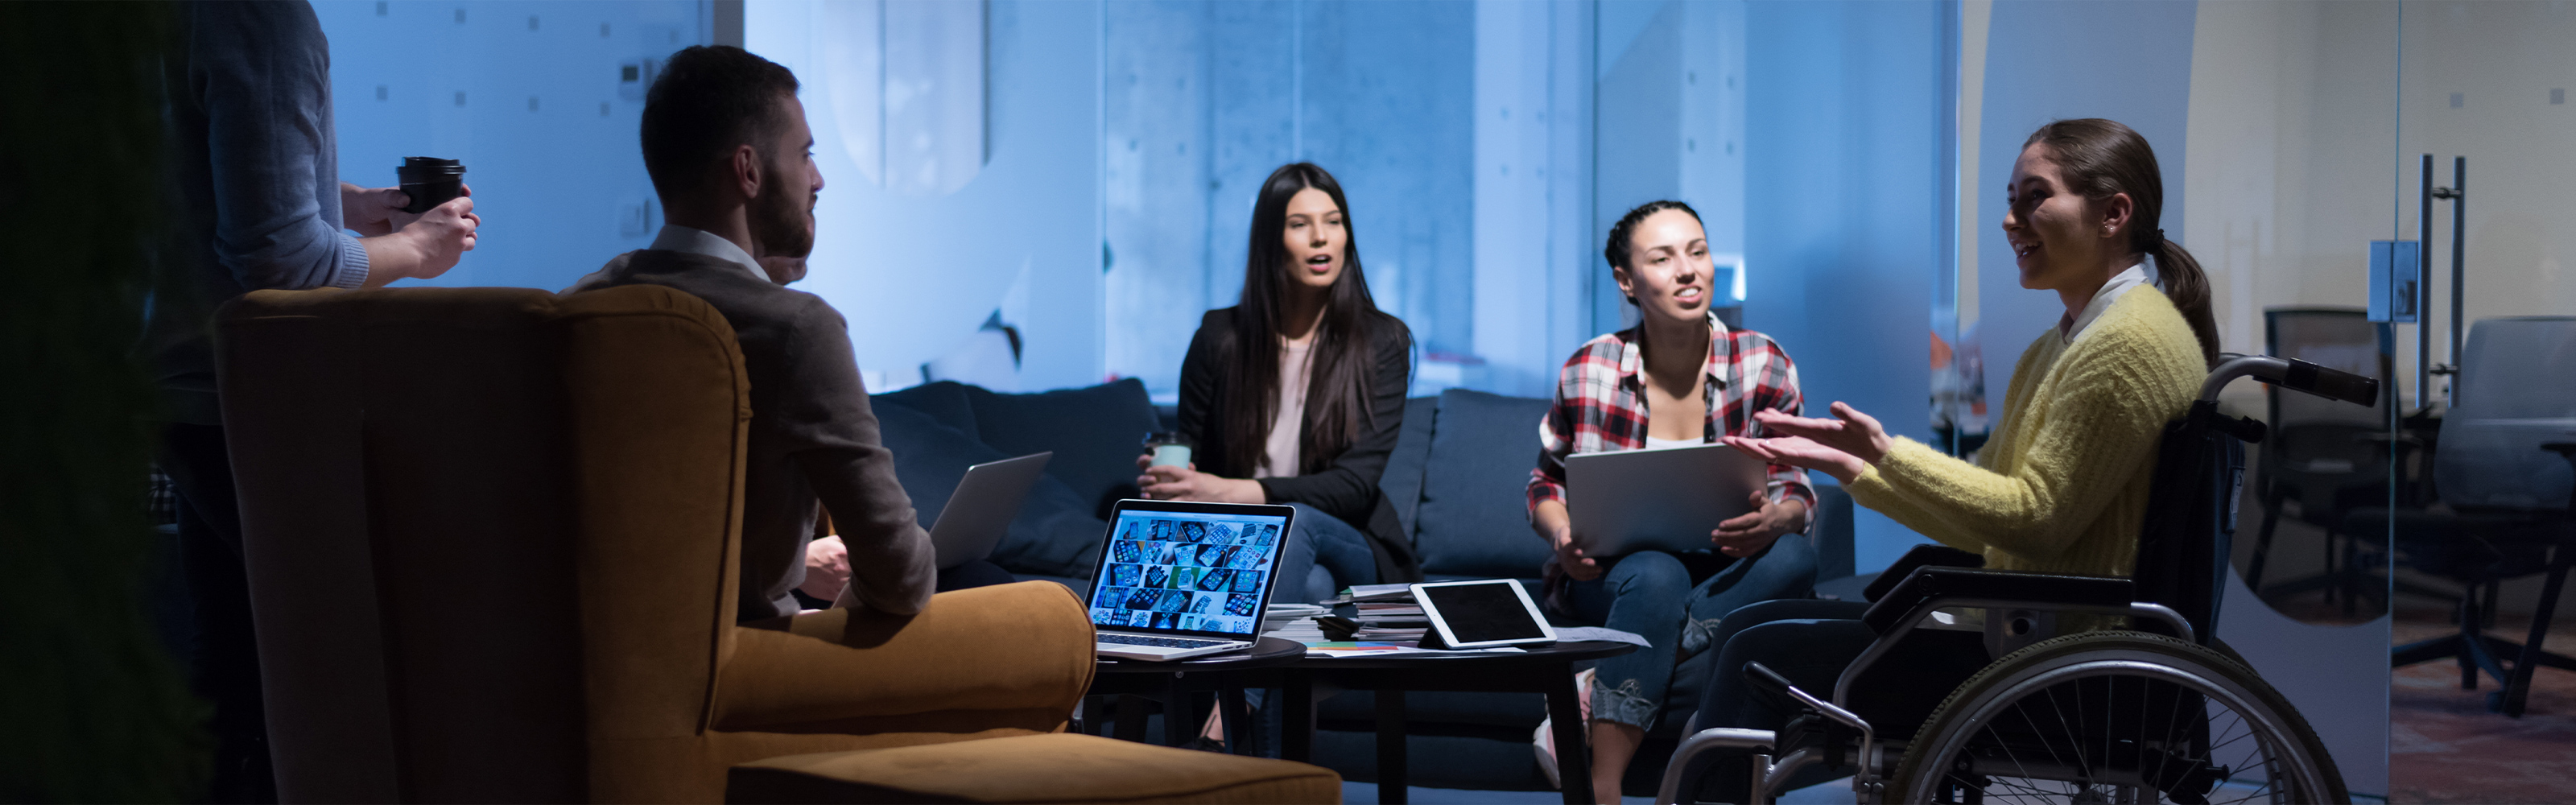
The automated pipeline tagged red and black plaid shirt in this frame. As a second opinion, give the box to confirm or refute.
[1527,313,1815,515]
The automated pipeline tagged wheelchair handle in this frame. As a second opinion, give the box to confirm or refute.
[1743,660,1798,701]
[2203,354,2379,407]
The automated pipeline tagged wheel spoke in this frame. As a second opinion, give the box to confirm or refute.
[1896,637,2336,805]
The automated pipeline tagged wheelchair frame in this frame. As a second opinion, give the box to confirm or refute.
[1656,355,2375,805]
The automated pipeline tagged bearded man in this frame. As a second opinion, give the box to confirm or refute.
[571,45,933,621]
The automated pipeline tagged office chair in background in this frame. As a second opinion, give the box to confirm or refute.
[2361,316,2576,717]
[2243,308,2407,615]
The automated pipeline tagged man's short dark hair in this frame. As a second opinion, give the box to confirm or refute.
[640,45,800,203]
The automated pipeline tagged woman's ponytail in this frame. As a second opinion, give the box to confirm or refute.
[2025,118,2222,368]
[2152,235,2221,368]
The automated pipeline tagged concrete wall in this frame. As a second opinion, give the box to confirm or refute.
[318,0,714,291]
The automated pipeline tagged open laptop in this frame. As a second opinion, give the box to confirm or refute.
[1564,442,1770,556]
[1082,499,1296,661]
[927,452,1052,569]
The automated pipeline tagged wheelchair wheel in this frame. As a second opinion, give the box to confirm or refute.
[1885,631,2345,804]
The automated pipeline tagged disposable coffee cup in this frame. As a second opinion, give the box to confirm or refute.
[1142,432,1192,469]
[396,156,466,214]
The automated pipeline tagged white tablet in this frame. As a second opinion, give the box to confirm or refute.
[1410,580,1557,649]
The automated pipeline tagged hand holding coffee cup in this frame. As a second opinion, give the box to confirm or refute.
[1136,432,1197,501]
[390,191,480,281]
[341,182,412,237]
[1141,431,1192,469]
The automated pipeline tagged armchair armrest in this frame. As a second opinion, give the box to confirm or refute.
[712,581,1097,733]
[1858,566,2136,634]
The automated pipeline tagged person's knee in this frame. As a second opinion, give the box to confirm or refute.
[1753,534,1818,592]
[1608,550,1690,596]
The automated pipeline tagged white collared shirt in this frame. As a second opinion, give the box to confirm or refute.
[563,225,770,294]
[2060,254,2161,345]
[648,225,767,283]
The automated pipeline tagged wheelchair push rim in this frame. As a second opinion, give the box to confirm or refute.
[1886,631,2346,805]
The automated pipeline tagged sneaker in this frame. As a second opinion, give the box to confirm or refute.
[1534,668,1597,790]
[1534,719,1560,790]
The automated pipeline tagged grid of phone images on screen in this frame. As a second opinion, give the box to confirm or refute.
[1088,514,1280,636]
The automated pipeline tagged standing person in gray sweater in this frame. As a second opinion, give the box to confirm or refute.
[568,45,935,621]
[151,3,481,799]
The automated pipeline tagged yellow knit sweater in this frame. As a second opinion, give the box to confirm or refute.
[1847,287,2205,577]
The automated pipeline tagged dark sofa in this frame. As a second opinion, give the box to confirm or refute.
[870,380,1856,794]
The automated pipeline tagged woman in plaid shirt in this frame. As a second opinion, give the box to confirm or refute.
[1527,200,1819,803]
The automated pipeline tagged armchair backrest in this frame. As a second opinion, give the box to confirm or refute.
[2436,316,2576,512]
[217,286,751,802]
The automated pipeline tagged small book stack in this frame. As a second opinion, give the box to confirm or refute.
[1261,603,1329,642]
[1315,584,1431,642]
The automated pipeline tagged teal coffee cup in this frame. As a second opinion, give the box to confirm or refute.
[1142,432,1192,469]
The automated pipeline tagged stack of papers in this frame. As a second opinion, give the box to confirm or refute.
[1326,588,1430,641]
[1301,642,1527,658]
[1321,583,1417,605]
[1261,604,1330,643]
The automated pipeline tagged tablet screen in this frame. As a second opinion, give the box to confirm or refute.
[1419,581,1546,643]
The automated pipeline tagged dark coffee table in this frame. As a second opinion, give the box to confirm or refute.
[1267,640,1637,805]
[1087,636,1308,753]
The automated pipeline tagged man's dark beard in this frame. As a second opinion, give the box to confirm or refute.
[748,160,815,259]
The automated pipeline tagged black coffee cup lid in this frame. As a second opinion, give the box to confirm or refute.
[399,156,465,176]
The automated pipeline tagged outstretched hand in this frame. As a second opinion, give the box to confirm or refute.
[1723,402,1893,484]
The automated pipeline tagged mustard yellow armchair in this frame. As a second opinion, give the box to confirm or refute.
[215,286,1335,803]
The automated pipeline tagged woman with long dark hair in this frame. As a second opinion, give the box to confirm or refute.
[1139,163,1416,603]
[1681,119,2218,798]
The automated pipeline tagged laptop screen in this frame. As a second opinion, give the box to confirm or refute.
[1084,502,1292,638]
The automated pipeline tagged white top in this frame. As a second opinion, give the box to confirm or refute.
[2060,254,2159,345]
[564,225,768,293]
[1644,436,1702,450]
[649,225,766,281]
[1254,336,1318,479]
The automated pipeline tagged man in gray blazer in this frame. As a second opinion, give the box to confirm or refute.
[570,45,934,621]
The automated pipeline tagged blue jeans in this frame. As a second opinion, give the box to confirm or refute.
[1269,503,1379,605]
[1563,535,1817,731]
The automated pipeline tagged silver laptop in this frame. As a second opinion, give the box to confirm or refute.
[1083,499,1296,661]
[1565,442,1771,556]
[927,452,1051,569]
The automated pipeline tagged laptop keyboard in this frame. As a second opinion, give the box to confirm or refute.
[1099,634,1233,649]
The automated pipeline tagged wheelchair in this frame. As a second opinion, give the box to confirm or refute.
[1656,355,2376,805]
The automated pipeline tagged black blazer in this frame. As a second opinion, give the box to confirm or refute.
[1175,307,1419,582]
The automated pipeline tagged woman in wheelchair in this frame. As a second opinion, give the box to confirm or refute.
[1684,119,2228,800]
[1528,200,1820,803]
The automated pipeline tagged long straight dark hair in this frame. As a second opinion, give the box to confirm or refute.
[2023,118,2221,367]
[1212,163,1398,478]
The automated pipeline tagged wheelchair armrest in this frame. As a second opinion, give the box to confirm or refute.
[1860,543,1985,602]
[1859,566,2136,634]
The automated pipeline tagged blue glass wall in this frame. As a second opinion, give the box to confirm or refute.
[316,0,713,291]
[1102,2,1477,399]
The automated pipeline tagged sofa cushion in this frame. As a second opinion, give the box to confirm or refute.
[873,380,980,440]
[962,378,1159,518]
[868,402,1105,579]
[1377,396,1439,538]
[1413,389,1556,579]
